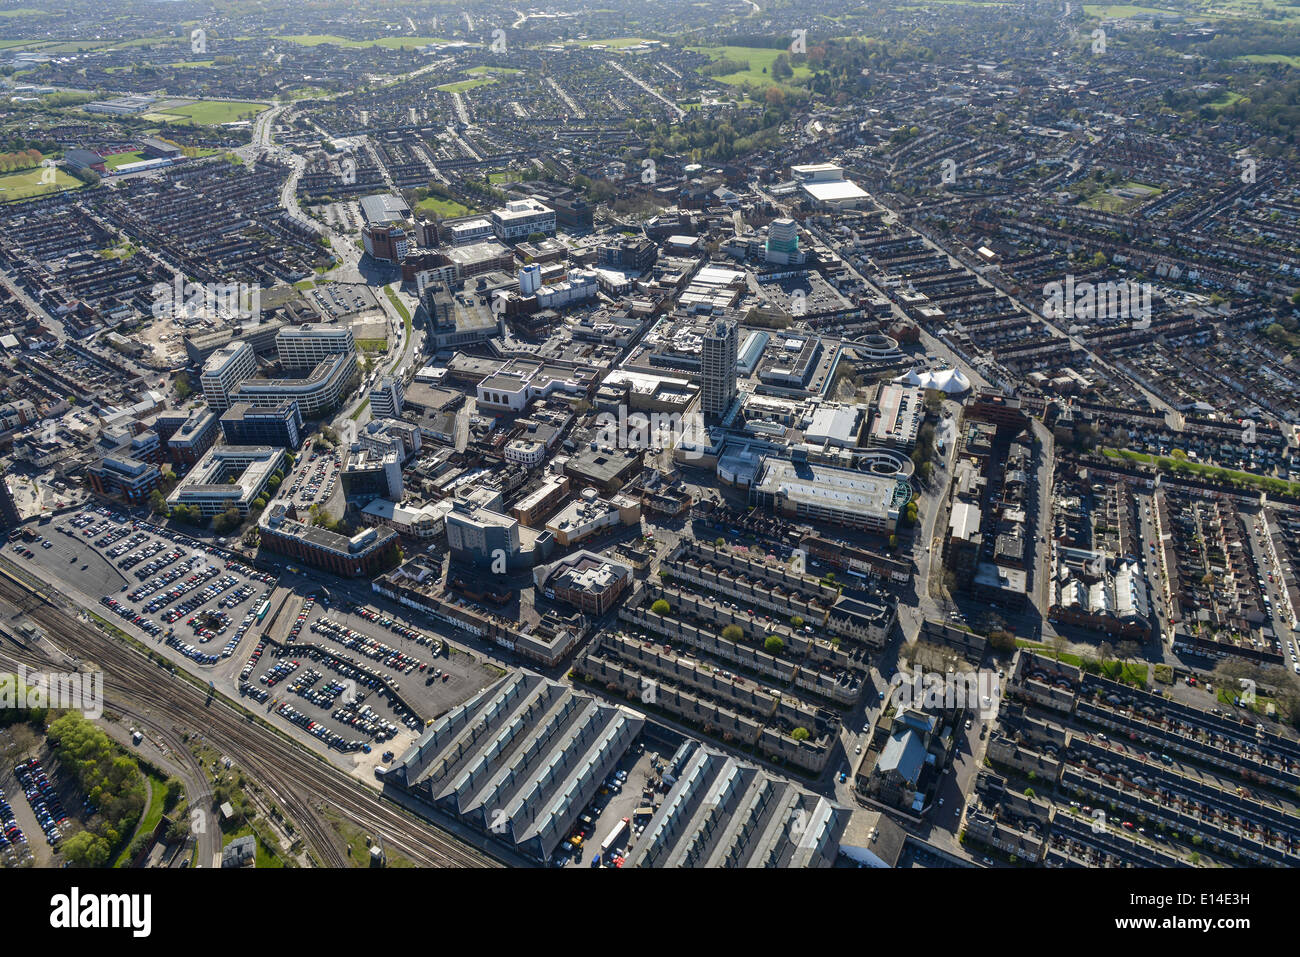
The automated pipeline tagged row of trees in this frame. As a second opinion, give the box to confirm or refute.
[49,712,148,867]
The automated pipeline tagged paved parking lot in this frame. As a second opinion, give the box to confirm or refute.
[281,440,341,511]
[235,591,502,763]
[21,509,276,667]
[11,508,503,776]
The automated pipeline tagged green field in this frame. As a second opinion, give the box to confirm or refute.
[414,195,473,217]
[1082,4,1183,16]
[271,34,448,49]
[466,65,522,75]
[0,165,82,202]
[103,150,146,170]
[1241,53,1300,66]
[1080,180,1163,212]
[143,99,268,125]
[688,45,814,87]
[437,77,499,93]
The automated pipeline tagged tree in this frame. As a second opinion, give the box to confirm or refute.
[212,507,242,534]
[764,635,785,655]
[62,830,111,867]
[789,615,804,629]
[149,488,168,516]
[1051,635,1068,664]
[721,624,743,642]
[988,631,1017,653]
[791,726,809,741]
[650,599,670,616]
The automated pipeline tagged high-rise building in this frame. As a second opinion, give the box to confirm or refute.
[200,341,257,412]
[369,376,405,419]
[701,319,738,418]
[491,198,555,242]
[764,217,803,265]
[275,325,355,373]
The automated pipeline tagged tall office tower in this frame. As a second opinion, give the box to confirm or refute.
[701,319,738,419]
[200,340,257,412]
[369,376,405,419]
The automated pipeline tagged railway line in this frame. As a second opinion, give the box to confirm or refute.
[0,560,500,868]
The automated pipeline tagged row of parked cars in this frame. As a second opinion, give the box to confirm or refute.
[165,631,221,665]
[14,758,68,848]
[291,451,339,505]
[275,702,364,752]
[345,604,444,651]
[312,616,427,674]
[99,596,163,636]
[0,787,28,861]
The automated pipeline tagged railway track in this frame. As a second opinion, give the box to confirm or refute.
[0,561,500,868]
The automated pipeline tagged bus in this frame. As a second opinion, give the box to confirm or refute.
[255,599,271,624]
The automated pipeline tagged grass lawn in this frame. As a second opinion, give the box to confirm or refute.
[145,99,268,125]
[0,165,82,202]
[688,45,813,87]
[437,77,499,94]
[466,65,522,74]
[1217,685,1275,716]
[1080,180,1162,212]
[1015,641,1147,685]
[111,772,172,867]
[103,149,146,169]
[356,338,388,352]
[1101,447,1300,496]
[321,807,416,867]
[222,824,285,868]
[1208,89,1245,109]
[271,34,449,49]
[1241,53,1300,66]
[1082,4,1182,15]
[414,195,473,217]
[384,285,412,375]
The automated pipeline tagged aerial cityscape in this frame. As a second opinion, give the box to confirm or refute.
[0,0,1296,893]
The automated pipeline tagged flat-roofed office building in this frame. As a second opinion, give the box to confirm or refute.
[201,340,257,411]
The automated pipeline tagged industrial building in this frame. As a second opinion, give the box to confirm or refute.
[389,671,644,863]
[624,739,848,868]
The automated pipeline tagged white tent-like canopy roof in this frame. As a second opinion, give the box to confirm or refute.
[893,366,971,395]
